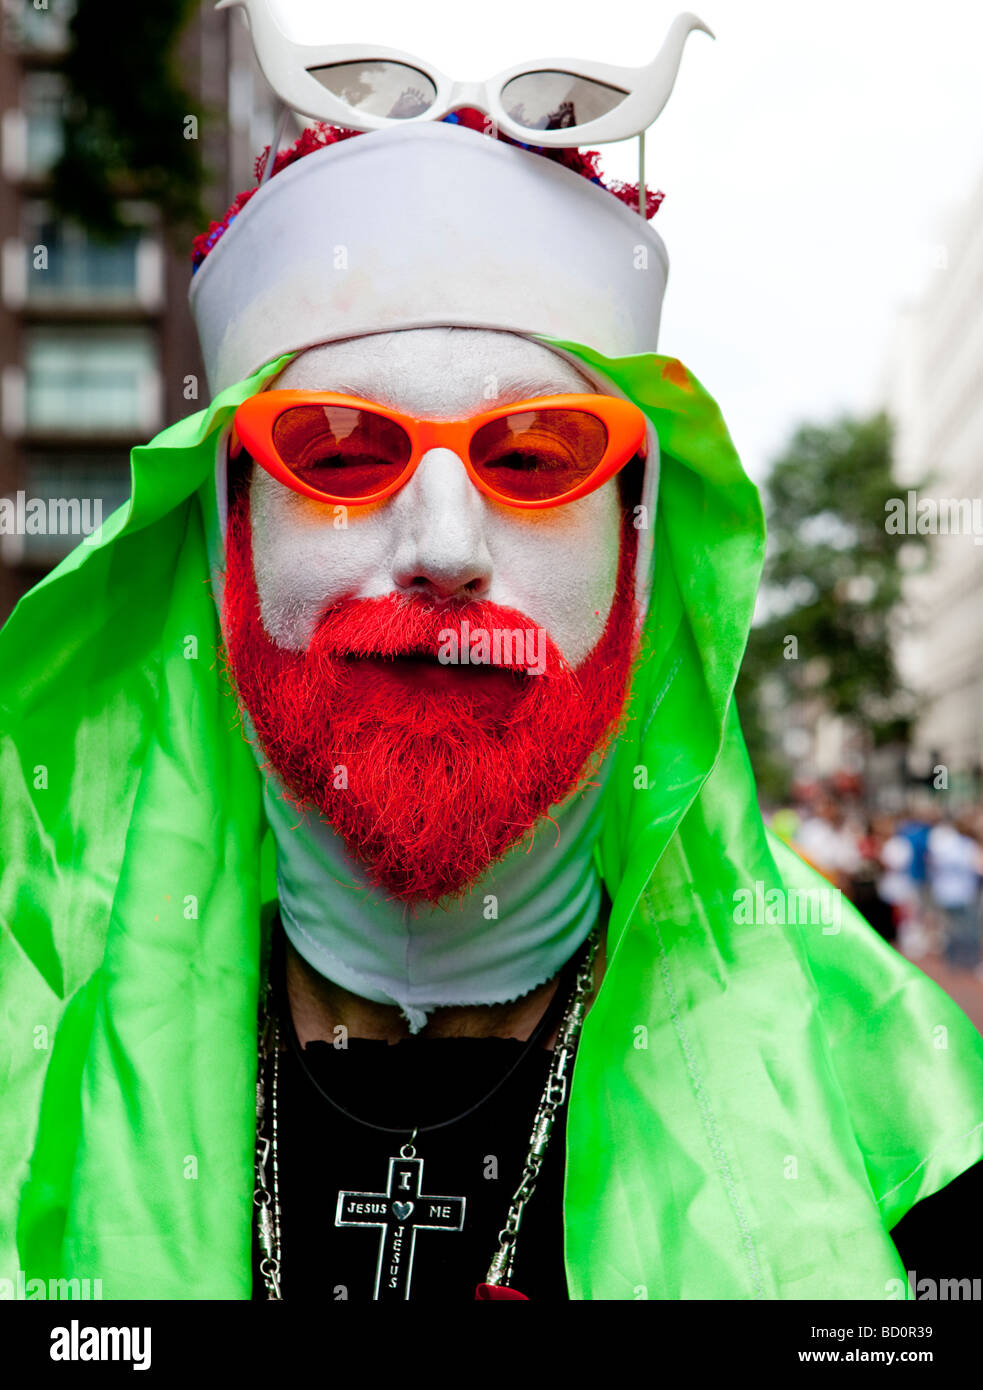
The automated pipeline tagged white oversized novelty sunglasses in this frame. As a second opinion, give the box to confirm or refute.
[218,2,711,145]
[217,1,712,210]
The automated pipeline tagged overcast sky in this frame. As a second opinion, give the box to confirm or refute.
[270,0,983,481]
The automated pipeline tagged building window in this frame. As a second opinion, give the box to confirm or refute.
[3,0,76,55]
[23,325,159,434]
[23,203,162,304]
[0,450,130,569]
[22,70,67,177]
[3,203,163,309]
[29,216,140,300]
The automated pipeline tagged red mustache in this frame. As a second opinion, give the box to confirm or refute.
[308,594,559,674]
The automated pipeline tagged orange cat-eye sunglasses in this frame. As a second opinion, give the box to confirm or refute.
[230,390,647,510]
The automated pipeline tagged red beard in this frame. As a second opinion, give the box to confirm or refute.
[221,486,640,904]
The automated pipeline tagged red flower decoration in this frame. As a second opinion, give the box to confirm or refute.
[191,113,664,271]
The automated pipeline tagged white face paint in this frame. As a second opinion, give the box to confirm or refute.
[248,327,624,667]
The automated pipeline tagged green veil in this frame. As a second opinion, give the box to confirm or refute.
[1,343,981,1300]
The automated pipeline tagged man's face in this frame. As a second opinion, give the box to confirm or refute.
[248,329,623,664]
[222,328,641,904]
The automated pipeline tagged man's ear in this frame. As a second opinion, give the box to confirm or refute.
[617,452,646,516]
[227,446,253,513]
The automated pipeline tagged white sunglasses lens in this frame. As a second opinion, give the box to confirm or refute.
[307,61,437,119]
[501,70,628,132]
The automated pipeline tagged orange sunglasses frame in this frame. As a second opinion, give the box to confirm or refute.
[230,390,647,510]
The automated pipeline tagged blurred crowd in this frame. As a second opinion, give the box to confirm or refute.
[770,789,983,974]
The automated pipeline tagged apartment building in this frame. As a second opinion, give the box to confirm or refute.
[887,169,983,801]
[0,0,276,619]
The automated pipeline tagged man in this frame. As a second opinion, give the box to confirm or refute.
[927,815,982,971]
[2,10,983,1302]
[231,325,645,1300]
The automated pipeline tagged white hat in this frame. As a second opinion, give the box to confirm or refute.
[189,119,670,396]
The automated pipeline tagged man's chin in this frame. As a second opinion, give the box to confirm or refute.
[296,754,607,908]
[264,660,610,905]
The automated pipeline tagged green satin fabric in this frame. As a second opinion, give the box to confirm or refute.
[1,345,981,1300]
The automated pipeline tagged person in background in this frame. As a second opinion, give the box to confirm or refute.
[853,814,898,943]
[927,815,983,971]
[795,794,861,890]
[895,804,935,929]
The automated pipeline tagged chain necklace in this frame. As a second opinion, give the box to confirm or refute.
[254,922,599,1301]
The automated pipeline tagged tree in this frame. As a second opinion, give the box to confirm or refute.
[736,411,927,799]
[47,0,208,241]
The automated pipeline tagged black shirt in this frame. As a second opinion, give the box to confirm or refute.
[252,923,982,1301]
[252,923,577,1302]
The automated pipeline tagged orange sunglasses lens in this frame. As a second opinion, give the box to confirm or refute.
[272,404,412,499]
[268,402,612,503]
[469,409,608,502]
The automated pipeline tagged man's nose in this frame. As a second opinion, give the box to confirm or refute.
[389,448,494,601]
